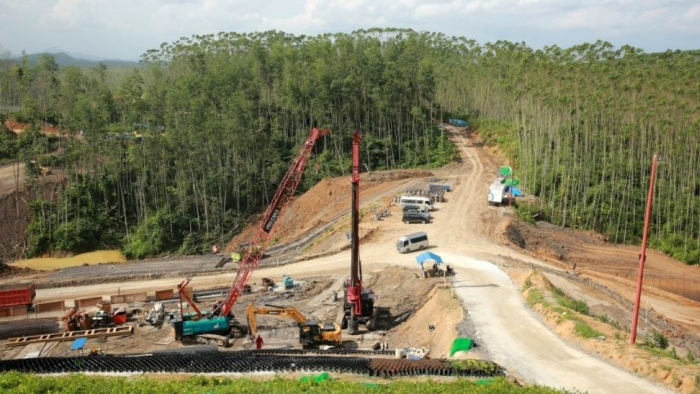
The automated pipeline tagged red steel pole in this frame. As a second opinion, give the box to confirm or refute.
[630,154,658,345]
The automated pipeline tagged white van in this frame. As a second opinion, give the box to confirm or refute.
[488,183,506,205]
[396,232,429,253]
[399,196,433,211]
[488,178,511,206]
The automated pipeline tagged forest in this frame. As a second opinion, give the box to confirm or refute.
[0,28,698,264]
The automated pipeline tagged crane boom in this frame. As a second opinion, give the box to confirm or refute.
[347,132,363,316]
[343,131,377,334]
[218,127,330,317]
[173,127,329,342]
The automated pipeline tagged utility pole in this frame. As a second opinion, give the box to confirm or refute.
[630,154,658,345]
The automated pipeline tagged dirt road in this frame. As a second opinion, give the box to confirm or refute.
[26,126,678,392]
[419,128,669,393]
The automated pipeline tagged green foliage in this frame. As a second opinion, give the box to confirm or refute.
[0,372,577,393]
[52,217,103,252]
[574,321,604,339]
[5,30,700,262]
[655,234,700,265]
[526,288,546,306]
[448,359,504,376]
[551,287,589,315]
[123,209,187,259]
[596,314,622,330]
[438,40,700,264]
[514,201,549,225]
[473,118,518,158]
[648,330,670,350]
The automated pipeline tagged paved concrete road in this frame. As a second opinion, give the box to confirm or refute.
[444,252,670,394]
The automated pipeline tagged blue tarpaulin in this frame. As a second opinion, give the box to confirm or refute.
[416,251,443,265]
[70,337,87,354]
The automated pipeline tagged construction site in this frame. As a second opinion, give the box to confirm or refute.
[1,125,700,392]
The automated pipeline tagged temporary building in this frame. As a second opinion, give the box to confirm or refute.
[416,251,443,265]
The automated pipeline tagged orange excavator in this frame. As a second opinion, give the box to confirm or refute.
[246,303,342,349]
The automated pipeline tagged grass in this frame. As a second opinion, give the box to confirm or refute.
[526,288,546,306]
[0,372,578,394]
[573,321,604,339]
[596,314,622,330]
[551,286,589,315]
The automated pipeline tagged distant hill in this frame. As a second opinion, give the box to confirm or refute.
[11,52,140,68]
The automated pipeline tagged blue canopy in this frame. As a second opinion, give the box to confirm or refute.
[70,337,87,350]
[416,251,443,265]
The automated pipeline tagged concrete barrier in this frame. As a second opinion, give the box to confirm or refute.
[123,292,147,303]
[74,296,104,309]
[34,300,65,313]
[0,306,29,317]
[110,295,126,304]
[155,289,174,300]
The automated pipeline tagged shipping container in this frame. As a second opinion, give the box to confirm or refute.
[0,283,36,308]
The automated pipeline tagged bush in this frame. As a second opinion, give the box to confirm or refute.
[552,287,589,315]
[648,331,669,349]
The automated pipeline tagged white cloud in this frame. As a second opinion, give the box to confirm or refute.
[0,0,698,60]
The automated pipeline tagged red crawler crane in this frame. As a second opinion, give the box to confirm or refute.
[342,132,377,334]
[173,127,331,342]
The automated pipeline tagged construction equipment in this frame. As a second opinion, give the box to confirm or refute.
[172,127,331,344]
[246,303,342,349]
[283,275,294,290]
[0,283,36,309]
[4,326,135,347]
[145,302,166,328]
[342,132,377,334]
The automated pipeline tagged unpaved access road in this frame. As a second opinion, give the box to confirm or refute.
[31,126,676,392]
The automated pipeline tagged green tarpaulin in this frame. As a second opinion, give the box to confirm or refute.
[449,337,473,356]
[503,178,519,186]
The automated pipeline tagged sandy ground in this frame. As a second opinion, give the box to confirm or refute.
[2,125,700,393]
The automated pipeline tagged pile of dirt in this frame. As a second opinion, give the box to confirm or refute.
[0,172,67,266]
[4,120,62,135]
[0,192,31,264]
[225,170,432,253]
[503,218,700,304]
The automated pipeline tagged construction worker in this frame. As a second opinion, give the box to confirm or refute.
[211,244,220,254]
[255,334,264,350]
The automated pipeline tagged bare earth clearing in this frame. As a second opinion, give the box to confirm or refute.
[2,125,700,393]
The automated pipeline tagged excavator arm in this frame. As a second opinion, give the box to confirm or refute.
[246,303,342,348]
[246,303,307,338]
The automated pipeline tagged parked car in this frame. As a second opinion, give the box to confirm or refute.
[396,232,429,253]
[402,204,431,218]
[402,211,430,224]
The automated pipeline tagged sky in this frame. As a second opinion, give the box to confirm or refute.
[0,0,698,61]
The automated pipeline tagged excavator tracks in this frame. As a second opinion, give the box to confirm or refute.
[0,350,504,377]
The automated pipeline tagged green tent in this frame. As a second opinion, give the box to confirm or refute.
[499,166,512,177]
[503,178,519,187]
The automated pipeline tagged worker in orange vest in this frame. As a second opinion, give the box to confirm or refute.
[255,334,264,350]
